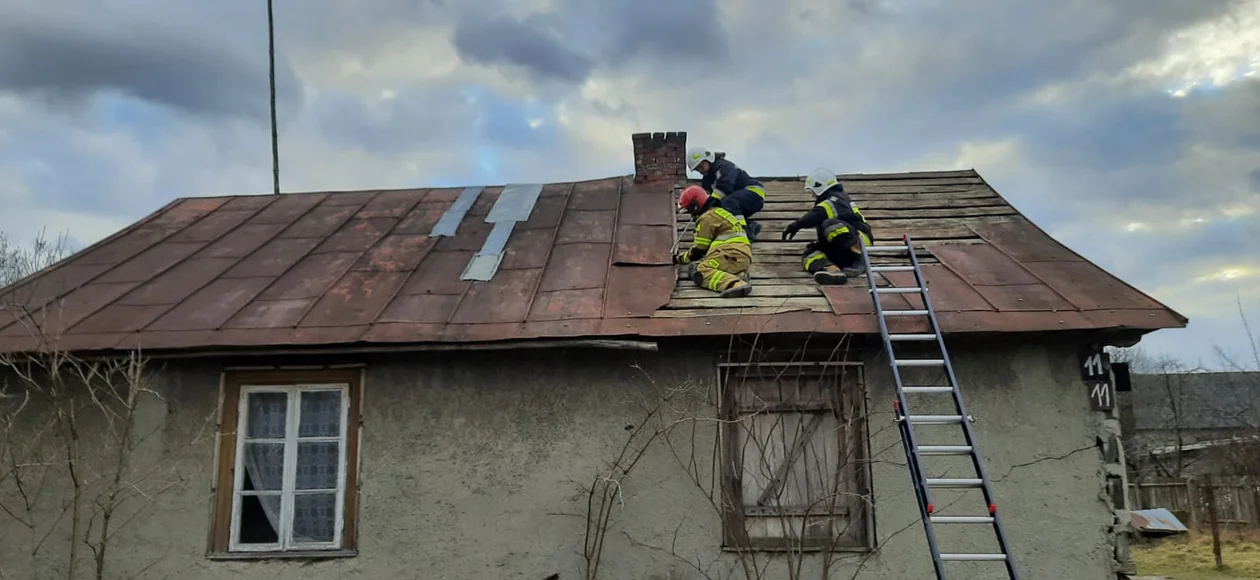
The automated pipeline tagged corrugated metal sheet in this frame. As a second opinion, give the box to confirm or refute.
[1130,508,1188,534]
[0,169,1189,355]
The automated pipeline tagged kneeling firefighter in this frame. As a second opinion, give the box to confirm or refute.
[673,185,754,298]
[781,168,874,285]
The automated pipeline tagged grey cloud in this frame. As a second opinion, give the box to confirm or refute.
[1182,79,1260,147]
[448,0,728,84]
[838,1,1236,117]
[590,0,728,68]
[0,2,304,120]
[311,88,477,154]
[452,14,593,83]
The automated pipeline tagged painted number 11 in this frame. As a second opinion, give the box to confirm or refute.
[1083,353,1105,377]
[1090,382,1112,408]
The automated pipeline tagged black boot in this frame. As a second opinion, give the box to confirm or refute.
[746,220,762,241]
[813,265,847,285]
[842,261,867,277]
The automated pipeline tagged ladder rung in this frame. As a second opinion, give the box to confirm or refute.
[889,333,936,341]
[883,309,929,316]
[940,553,1008,562]
[864,245,910,253]
[895,359,945,366]
[931,515,995,524]
[876,287,923,294]
[902,386,954,394]
[871,265,915,272]
[926,478,984,488]
[917,445,973,455]
[907,415,964,424]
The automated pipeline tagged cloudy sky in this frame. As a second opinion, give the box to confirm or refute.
[1,0,1257,368]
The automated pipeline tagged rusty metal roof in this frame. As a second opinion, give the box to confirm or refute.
[0,168,1186,355]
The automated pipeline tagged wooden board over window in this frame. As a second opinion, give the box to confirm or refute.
[208,368,363,559]
[718,362,872,551]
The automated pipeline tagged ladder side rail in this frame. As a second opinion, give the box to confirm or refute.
[904,234,1019,579]
[862,239,946,578]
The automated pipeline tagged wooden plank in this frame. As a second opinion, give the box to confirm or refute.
[837,170,981,181]
[761,182,989,194]
[676,276,811,287]
[748,206,1018,220]
[676,214,1015,231]
[760,195,1006,212]
[676,263,815,280]
[843,182,988,193]
[673,284,824,299]
[756,191,1002,205]
[653,305,821,318]
[676,216,1014,242]
[747,241,898,255]
[660,296,833,310]
[754,170,981,181]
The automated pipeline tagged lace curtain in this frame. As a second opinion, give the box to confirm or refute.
[243,390,341,544]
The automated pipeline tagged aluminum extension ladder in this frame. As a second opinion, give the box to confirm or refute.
[860,234,1019,579]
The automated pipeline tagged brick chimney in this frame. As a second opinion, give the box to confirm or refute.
[632,132,687,185]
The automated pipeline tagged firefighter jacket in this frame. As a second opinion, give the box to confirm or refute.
[789,184,874,243]
[700,157,763,199]
[680,207,751,265]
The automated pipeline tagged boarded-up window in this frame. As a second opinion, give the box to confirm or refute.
[719,363,872,551]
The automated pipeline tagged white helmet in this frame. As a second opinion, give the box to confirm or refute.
[686,147,716,173]
[804,167,840,197]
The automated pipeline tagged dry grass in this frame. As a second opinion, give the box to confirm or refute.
[1132,527,1260,579]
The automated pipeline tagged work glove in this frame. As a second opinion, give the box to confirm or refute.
[672,251,685,265]
[782,222,802,241]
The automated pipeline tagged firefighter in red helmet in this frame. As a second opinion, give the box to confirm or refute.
[673,185,753,298]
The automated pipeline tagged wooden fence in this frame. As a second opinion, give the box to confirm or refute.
[1129,476,1260,526]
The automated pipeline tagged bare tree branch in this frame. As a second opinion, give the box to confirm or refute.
[0,233,214,580]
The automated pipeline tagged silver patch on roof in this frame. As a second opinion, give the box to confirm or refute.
[459,183,546,281]
[460,221,517,281]
[485,183,544,223]
[430,186,484,237]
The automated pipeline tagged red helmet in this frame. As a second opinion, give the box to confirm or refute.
[678,185,708,213]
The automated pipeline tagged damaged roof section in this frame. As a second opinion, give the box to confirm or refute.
[0,165,1187,355]
[661,171,1187,337]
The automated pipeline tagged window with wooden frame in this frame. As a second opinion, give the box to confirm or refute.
[718,362,872,551]
[208,369,362,558]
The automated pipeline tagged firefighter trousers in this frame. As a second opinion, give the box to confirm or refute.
[802,218,871,274]
[688,245,752,293]
[717,187,765,240]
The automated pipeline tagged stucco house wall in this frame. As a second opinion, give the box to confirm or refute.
[0,334,1122,580]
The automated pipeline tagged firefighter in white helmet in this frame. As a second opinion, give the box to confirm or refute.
[685,146,765,241]
[782,168,874,285]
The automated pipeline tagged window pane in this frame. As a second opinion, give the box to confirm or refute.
[240,443,285,491]
[295,442,340,490]
[246,392,288,439]
[236,493,281,544]
[299,391,342,438]
[292,493,337,544]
